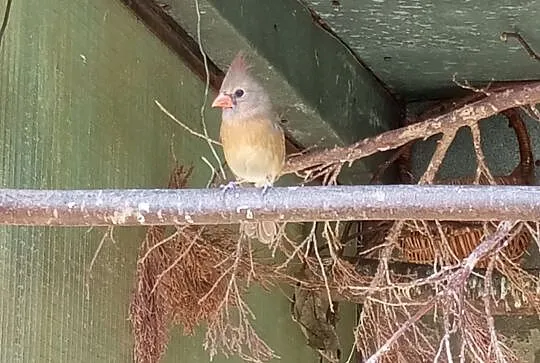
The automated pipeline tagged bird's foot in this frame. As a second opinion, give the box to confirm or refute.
[220,180,240,194]
[260,181,273,196]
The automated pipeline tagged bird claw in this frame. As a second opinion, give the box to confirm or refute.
[220,181,239,194]
[260,181,273,195]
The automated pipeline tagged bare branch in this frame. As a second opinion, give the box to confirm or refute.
[469,123,497,185]
[155,100,221,146]
[418,131,457,184]
[284,81,540,177]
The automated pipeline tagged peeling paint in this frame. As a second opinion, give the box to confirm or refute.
[137,202,150,213]
[136,213,145,224]
[108,207,134,225]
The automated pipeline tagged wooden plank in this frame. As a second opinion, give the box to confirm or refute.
[306,0,540,101]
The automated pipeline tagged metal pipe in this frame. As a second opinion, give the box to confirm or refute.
[0,185,538,226]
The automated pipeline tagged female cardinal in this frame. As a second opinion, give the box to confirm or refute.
[211,52,285,244]
[211,52,285,190]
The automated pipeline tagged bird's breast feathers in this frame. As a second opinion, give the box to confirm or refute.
[220,116,285,184]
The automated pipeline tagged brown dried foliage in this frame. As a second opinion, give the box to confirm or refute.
[130,82,540,363]
[130,223,170,363]
[396,107,534,268]
[130,166,286,363]
[357,300,440,362]
[130,166,193,363]
[351,97,540,362]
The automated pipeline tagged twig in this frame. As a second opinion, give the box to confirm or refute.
[86,226,116,300]
[276,224,315,270]
[528,104,540,120]
[365,298,437,363]
[369,144,412,184]
[154,100,221,145]
[483,255,507,362]
[452,73,492,96]
[284,81,540,177]
[469,123,496,184]
[419,131,457,184]
[138,228,180,264]
[520,104,540,122]
[150,229,201,295]
[312,229,335,313]
[193,0,227,180]
[201,156,220,187]
[462,221,515,271]
[434,312,454,363]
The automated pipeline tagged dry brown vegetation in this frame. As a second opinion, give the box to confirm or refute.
[130,81,540,363]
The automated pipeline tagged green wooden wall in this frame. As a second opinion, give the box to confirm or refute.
[0,0,323,361]
[306,0,540,101]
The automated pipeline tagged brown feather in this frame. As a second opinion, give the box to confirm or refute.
[220,116,285,186]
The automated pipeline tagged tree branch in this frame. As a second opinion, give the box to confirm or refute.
[284,81,540,177]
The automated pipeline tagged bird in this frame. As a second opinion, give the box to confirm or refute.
[211,52,286,244]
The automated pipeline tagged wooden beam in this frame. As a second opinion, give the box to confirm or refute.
[118,0,224,90]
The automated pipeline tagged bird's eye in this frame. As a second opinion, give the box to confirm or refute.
[234,89,245,98]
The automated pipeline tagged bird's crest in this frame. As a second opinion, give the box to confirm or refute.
[228,51,251,75]
[220,51,255,90]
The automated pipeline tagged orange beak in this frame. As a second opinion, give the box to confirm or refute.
[211,93,233,108]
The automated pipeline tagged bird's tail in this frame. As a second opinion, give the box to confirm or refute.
[240,221,281,245]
